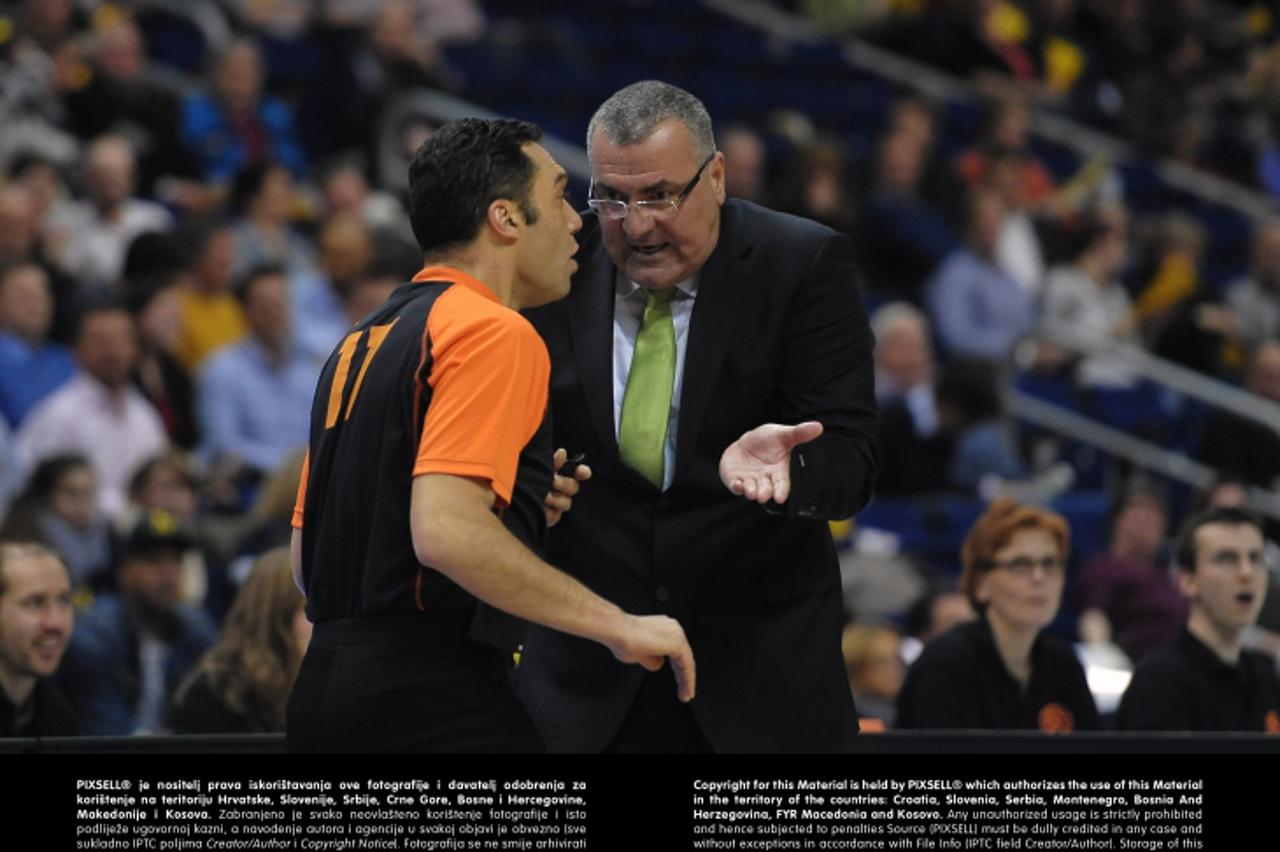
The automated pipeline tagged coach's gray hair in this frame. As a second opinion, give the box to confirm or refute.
[587,81,716,161]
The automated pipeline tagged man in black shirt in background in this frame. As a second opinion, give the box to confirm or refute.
[1118,506,1280,733]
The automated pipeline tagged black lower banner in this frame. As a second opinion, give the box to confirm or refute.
[4,738,1272,850]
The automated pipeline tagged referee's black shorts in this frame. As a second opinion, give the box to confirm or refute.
[286,610,544,753]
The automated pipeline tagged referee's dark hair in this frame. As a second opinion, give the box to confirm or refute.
[1172,506,1264,574]
[407,118,543,256]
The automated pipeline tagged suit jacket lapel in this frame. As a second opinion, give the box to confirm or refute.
[569,236,622,464]
[676,205,747,477]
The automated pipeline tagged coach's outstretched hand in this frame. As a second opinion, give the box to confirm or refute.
[719,421,823,505]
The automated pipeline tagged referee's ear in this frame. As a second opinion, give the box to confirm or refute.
[488,199,522,243]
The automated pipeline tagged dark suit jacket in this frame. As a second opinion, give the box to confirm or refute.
[518,200,878,752]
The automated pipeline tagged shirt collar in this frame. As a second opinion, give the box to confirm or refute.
[614,270,698,302]
[413,265,501,305]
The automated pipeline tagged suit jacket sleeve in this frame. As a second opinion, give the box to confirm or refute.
[778,230,878,520]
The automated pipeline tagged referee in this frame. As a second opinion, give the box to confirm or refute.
[286,119,695,752]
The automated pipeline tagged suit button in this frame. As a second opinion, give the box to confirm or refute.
[656,496,670,510]
[655,587,670,603]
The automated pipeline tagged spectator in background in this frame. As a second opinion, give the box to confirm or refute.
[719,125,770,205]
[228,450,307,580]
[873,302,936,404]
[896,498,1099,732]
[317,154,411,238]
[226,159,315,283]
[955,96,1056,211]
[1224,218,1280,353]
[935,356,1026,493]
[2,168,80,344]
[47,134,172,291]
[58,510,217,735]
[988,151,1046,297]
[1199,341,1280,495]
[292,212,374,362]
[171,218,247,374]
[0,454,112,595]
[0,167,62,271]
[1122,19,1225,166]
[126,453,200,531]
[870,302,950,496]
[0,262,75,427]
[124,252,200,452]
[197,265,317,479]
[223,0,313,39]
[900,582,977,665]
[8,152,70,235]
[317,0,454,158]
[1117,507,1280,732]
[60,13,196,197]
[1194,475,1280,660]
[0,185,44,271]
[123,452,209,611]
[0,542,78,737]
[1038,204,1138,388]
[14,302,169,518]
[180,39,307,183]
[322,0,485,46]
[169,547,309,734]
[342,240,414,322]
[926,187,1032,360]
[1132,212,1234,377]
[5,0,81,57]
[220,447,307,621]
[1075,485,1186,664]
[860,128,958,300]
[841,620,905,730]
[0,0,84,170]
[777,138,858,237]
[884,97,959,210]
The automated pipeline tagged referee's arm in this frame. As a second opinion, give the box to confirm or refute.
[410,473,696,703]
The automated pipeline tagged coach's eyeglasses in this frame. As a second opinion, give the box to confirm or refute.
[587,153,715,221]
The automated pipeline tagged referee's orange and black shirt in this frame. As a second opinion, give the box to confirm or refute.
[292,266,553,623]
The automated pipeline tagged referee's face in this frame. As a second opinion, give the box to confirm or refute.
[514,143,583,309]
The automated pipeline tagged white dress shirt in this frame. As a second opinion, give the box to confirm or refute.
[15,373,169,517]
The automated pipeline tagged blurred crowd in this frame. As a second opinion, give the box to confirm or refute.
[0,0,478,737]
[791,0,1280,194]
[1,0,1277,741]
[735,89,1280,500]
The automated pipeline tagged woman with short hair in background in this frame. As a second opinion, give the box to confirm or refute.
[896,499,1099,732]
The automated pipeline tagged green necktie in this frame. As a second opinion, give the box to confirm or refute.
[619,287,677,488]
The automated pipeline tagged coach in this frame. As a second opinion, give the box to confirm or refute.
[520,81,879,753]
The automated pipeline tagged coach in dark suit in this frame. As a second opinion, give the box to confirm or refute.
[520,81,878,753]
